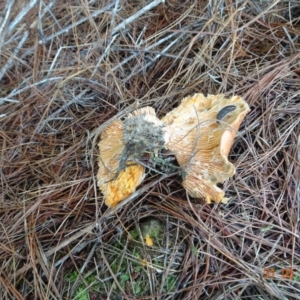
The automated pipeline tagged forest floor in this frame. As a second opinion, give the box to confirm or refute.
[0,0,299,299]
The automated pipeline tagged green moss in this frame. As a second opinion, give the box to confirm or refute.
[65,218,182,298]
[163,275,177,293]
[190,243,198,256]
[293,269,300,282]
[74,287,89,300]
[65,271,99,299]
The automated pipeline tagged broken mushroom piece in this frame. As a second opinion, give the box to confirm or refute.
[162,93,250,203]
[97,119,145,207]
[98,94,249,206]
[97,107,167,207]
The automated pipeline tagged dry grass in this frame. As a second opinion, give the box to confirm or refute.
[0,0,300,299]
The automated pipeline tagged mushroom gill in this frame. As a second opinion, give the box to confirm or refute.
[97,107,167,207]
[162,93,250,203]
[97,119,146,207]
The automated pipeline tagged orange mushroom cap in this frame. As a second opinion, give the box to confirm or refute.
[97,119,146,207]
[162,93,250,203]
[145,234,154,247]
[98,94,250,206]
[97,107,166,207]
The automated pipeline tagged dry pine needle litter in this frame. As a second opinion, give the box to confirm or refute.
[97,93,250,207]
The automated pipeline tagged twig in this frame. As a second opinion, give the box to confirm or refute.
[0,0,57,81]
[0,32,29,81]
[283,26,297,53]
[8,0,38,33]
[70,241,98,297]
[107,31,178,76]
[8,76,65,98]
[92,0,165,76]
[91,34,118,77]
[237,0,280,32]
[5,0,56,47]
[0,0,14,50]
[43,3,114,43]
[36,89,89,133]
[106,13,196,77]
[0,269,23,300]
[111,0,165,36]
[0,98,20,105]
[123,34,183,81]
[100,248,129,299]
[46,45,76,77]
[52,241,90,269]
[0,2,113,82]
[109,0,120,30]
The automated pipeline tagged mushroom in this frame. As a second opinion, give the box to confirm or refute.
[97,119,145,207]
[162,93,250,203]
[145,235,154,247]
[97,107,167,207]
[98,94,250,206]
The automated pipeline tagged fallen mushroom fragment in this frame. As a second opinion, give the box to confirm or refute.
[97,119,144,207]
[145,235,154,247]
[97,107,167,207]
[98,93,250,206]
[162,93,250,203]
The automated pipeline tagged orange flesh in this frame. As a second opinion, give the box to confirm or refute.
[162,93,250,203]
[145,235,154,247]
[100,164,145,207]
